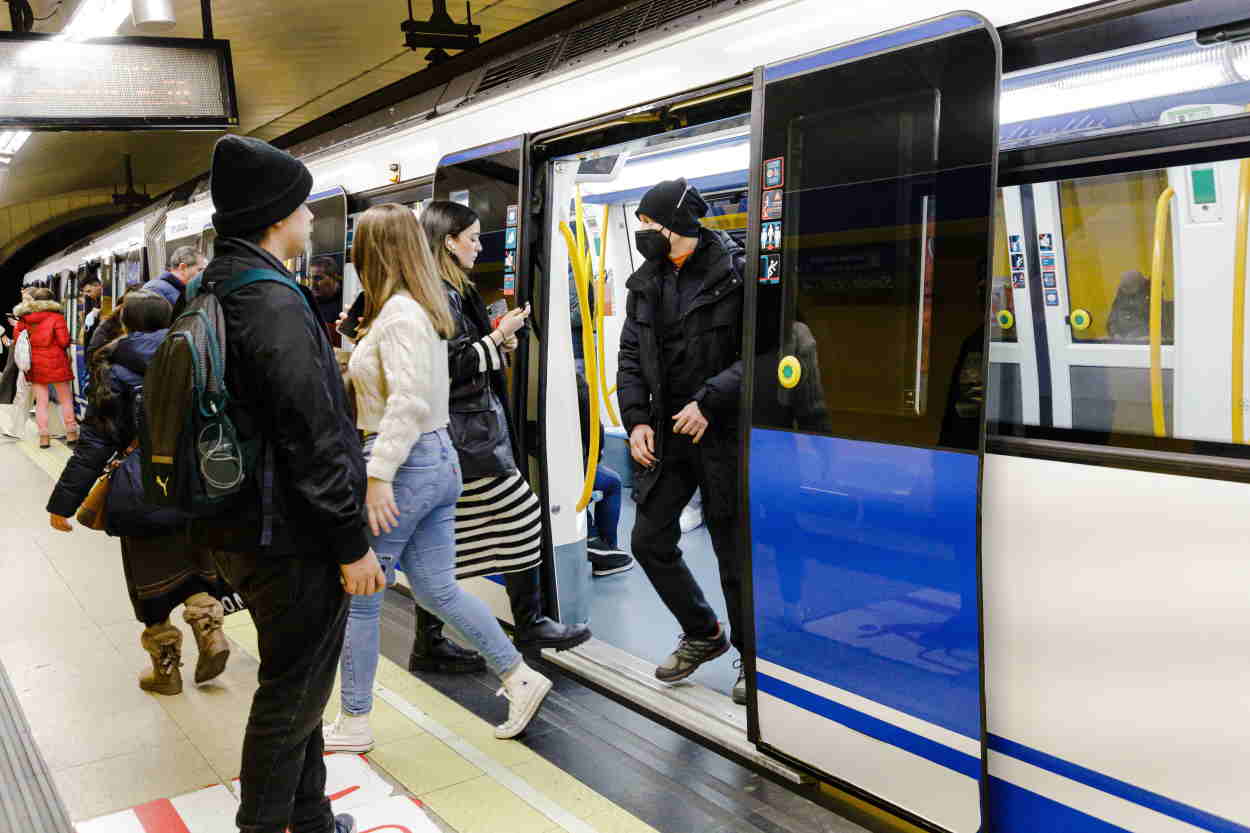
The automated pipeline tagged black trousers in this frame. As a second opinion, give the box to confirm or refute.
[631,434,744,652]
[211,550,348,833]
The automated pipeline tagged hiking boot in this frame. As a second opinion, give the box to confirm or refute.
[182,592,230,684]
[655,625,730,683]
[323,712,375,754]
[139,622,184,695]
[587,539,635,577]
[495,661,552,739]
[732,660,747,705]
[334,814,357,833]
[409,607,485,674]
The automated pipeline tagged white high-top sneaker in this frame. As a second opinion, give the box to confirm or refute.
[494,661,552,739]
[323,712,375,753]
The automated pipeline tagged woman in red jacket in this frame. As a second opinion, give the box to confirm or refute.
[13,288,78,448]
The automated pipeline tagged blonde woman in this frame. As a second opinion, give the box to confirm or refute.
[324,204,551,753]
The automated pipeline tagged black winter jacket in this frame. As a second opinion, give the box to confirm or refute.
[617,228,745,513]
[445,281,521,481]
[47,330,184,536]
[191,237,369,564]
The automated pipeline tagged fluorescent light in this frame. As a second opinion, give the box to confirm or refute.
[1001,40,1250,124]
[0,131,31,155]
[62,0,132,39]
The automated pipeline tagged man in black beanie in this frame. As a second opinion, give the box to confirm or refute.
[617,178,750,704]
[197,134,384,833]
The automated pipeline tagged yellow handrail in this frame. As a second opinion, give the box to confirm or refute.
[595,204,621,426]
[1150,187,1174,438]
[559,186,600,513]
[1234,157,1250,443]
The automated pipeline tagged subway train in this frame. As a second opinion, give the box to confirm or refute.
[21,0,1250,831]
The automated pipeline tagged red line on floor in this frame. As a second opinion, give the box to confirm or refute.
[328,785,360,801]
[133,798,192,833]
[408,796,424,808]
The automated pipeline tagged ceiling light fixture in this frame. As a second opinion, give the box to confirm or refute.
[130,0,174,31]
[402,0,480,67]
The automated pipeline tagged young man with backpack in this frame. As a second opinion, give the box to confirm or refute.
[172,135,384,833]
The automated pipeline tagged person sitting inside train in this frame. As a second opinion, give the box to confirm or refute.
[618,178,749,705]
[1106,269,1174,343]
[143,245,207,307]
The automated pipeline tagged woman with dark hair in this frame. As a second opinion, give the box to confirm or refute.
[12,287,77,448]
[411,201,589,667]
[46,291,230,696]
[86,288,136,366]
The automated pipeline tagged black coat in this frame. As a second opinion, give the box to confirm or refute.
[617,228,745,515]
[191,237,368,564]
[445,281,521,481]
[47,330,185,536]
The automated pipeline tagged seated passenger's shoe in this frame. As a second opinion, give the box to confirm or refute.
[655,625,730,684]
[587,540,634,577]
[513,618,591,652]
[323,712,375,754]
[495,661,552,739]
[139,622,184,696]
[679,503,703,534]
[732,660,747,705]
[182,592,230,684]
[334,813,358,833]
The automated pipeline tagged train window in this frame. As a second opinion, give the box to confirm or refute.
[990,192,1017,344]
[1000,36,1250,151]
[986,151,1250,452]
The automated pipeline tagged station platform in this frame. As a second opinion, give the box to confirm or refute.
[0,431,876,833]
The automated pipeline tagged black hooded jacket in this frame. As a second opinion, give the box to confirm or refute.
[191,237,368,564]
[617,227,745,513]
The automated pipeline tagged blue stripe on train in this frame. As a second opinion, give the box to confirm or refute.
[989,737,1250,833]
[989,778,1133,833]
[757,672,980,779]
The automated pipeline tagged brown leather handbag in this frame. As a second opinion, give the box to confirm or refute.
[76,440,139,531]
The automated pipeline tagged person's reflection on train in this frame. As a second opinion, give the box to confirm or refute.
[411,201,590,668]
[1106,269,1174,343]
[310,256,344,346]
[324,204,553,752]
[618,179,750,704]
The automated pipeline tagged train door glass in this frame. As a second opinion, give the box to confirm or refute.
[746,16,999,833]
[542,117,750,690]
[303,188,348,345]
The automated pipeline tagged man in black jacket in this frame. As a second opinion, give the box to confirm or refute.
[617,179,748,704]
[198,135,383,833]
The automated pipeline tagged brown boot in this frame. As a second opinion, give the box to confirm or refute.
[183,592,230,684]
[139,622,184,695]
[38,434,49,449]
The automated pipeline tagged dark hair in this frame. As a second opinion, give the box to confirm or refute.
[120,291,172,333]
[420,200,479,294]
[309,255,340,278]
[81,276,102,288]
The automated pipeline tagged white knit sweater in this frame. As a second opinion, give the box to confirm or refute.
[347,289,450,482]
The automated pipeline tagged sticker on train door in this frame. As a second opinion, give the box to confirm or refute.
[505,227,517,250]
[506,204,518,226]
[1045,289,1059,306]
[761,221,782,252]
[1042,271,1056,288]
[760,254,781,284]
[1008,235,1022,253]
[1011,271,1026,288]
[764,157,784,189]
[1011,253,1025,270]
[762,188,784,220]
[1038,232,1053,251]
[1040,254,1056,268]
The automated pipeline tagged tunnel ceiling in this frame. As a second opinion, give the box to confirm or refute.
[0,0,575,208]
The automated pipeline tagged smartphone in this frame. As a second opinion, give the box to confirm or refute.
[340,291,365,341]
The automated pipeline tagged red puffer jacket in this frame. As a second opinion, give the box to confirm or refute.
[13,299,73,384]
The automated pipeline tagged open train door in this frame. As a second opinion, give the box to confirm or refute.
[742,14,1000,833]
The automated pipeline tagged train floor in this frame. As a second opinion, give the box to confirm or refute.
[0,425,873,833]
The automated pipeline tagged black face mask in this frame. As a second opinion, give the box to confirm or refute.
[635,229,671,262]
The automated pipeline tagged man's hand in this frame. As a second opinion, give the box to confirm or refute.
[672,401,709,444]
[629,424,658,468]
[49,513,72,532]
[340,549,386,596]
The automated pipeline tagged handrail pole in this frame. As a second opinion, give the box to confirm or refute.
[1234,157,1250,443]
[1150,187,1174,438]
[596,204,620,426]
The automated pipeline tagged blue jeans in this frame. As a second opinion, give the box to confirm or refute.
[589,465,622,547]
[340,429,521,715]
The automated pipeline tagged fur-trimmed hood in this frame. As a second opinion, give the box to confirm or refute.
[14,299,63,317]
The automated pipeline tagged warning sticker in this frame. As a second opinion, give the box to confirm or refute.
[504,227,518,250]
[761,221,782,252]
[1040,254,1056,268]
[1008,235,1022,253]
[1042,271,1056,288]
[762,188,783,221]
[1045,289,1060,306]
[760,254,781,284]
[1011,253,1025,270]
[1038,232,1053,251]
[506,204,519,227]
[764,157,784,189]
[1011,271,1026,288]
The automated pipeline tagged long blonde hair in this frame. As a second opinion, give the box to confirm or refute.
[352,203,455,340]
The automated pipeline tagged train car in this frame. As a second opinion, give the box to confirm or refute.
[30,0,1250,831]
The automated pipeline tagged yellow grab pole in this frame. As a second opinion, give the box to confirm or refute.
[1150,187,1174,438]
[596,204,621,426]
[1234,156,1250,443]
[561,198,600,513]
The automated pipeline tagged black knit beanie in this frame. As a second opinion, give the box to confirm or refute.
[210,135,313,238]
[636,178,708,237]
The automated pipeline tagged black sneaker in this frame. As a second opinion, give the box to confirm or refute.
[334,814,357,833]
[587,540,634,577]
[655,625,730,683]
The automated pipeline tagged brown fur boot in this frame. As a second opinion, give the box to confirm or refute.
[183,592,230,684]
[139,622,183,695]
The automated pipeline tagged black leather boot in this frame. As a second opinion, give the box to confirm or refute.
[504,567,591,652]
[409,606,486,674]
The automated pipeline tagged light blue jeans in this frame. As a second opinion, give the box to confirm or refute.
[340,428,521,715]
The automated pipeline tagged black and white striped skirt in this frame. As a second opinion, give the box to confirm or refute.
[454,470,542,580]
